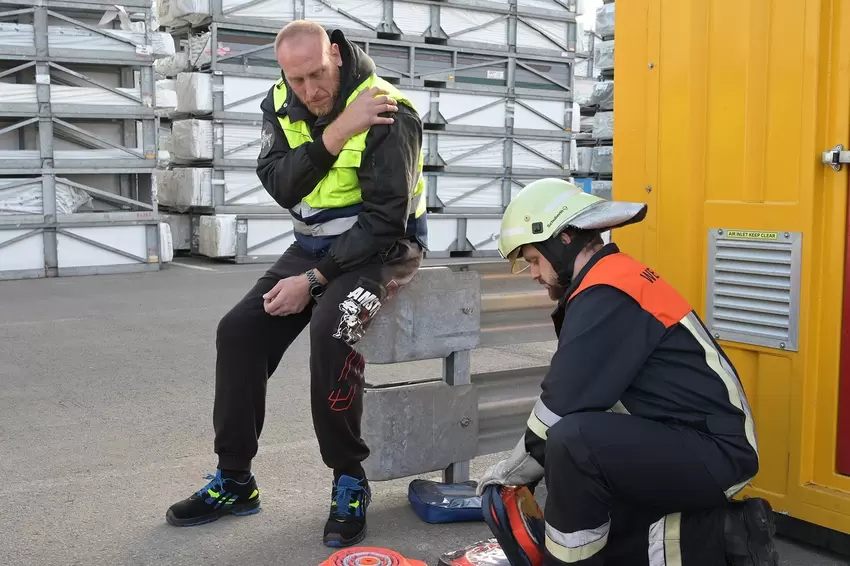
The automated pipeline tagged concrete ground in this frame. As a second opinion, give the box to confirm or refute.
[1,258,847,565]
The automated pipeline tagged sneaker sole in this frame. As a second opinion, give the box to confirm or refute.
[323,524,367,548]
[166,501,261,527]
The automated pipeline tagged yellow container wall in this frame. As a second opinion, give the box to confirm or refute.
[613,0,850,532]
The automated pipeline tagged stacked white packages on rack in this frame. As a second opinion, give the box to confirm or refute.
[0,178,92,215]
[0,22,175,57]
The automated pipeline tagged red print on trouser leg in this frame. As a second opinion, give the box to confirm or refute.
[329,350,365,412]
[327,284,381,412]
[308,242,423,475]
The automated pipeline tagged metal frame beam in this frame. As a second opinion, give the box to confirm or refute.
[0,6,158,66]
[0,0,161,281]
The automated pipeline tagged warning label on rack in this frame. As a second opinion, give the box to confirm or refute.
[725,230,780,241]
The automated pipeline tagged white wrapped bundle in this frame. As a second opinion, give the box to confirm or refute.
[154,167,213,210]
[0,178,92,215]
[159,222,175,262]
[198,214,237,257]
[157,0,212,28]
[156,79,178,111]
[595,4,615,39]
[591,146,613,175]
[594,40,615,71]
[589,81,614,111]
[574,147,593,173]
[591,180,613,201]
[176,72,213,114]
[169,119,214,162]
[592,112,614,140]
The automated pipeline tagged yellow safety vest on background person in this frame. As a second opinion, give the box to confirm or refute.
[272,74,427,241]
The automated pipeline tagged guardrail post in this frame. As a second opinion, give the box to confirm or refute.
[442,349,472,483]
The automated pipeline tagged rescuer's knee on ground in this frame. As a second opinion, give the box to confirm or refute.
[541,413,614,566]
[540,412,737,565]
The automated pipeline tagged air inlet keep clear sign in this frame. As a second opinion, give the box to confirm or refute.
[725,230,779,241]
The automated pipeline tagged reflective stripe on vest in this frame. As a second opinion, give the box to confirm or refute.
[272,73,426,238]
[565,251,760,478]
[292,189,425,237]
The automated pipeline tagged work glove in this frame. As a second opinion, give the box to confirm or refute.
[476,434,545,496]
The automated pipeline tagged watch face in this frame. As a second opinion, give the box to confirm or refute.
[310,284,324,298]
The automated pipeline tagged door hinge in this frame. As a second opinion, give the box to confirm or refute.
[823,144,850,171]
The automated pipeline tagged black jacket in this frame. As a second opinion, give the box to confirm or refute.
[524,243,760,491]
[255,29,425,282]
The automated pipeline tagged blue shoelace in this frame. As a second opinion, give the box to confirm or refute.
[332,482,367,518]
[196,473,224,500]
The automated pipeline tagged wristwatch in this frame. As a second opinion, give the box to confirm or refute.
[306,269,325,298]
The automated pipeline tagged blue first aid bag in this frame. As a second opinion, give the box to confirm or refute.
[407,479,484,524]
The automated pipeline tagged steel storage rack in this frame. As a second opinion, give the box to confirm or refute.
[157,0,579,57]
[0,0,176,280]
[570,0,612,202]
[151,0,578,262]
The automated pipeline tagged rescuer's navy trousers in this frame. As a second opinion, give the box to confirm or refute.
[542,412,755,566]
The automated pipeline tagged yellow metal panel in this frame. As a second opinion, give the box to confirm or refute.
[723,349,793,500]
[613,0,850,532]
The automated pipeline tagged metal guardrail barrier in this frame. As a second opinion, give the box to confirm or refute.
[482,291,554,312]
[355,266,555,484]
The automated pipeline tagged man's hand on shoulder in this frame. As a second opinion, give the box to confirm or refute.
[323,87,398,155]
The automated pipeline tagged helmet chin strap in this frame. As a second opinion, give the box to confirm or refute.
[532,231,595,289]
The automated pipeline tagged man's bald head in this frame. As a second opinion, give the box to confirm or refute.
[274,20,343,117]
[274,20,330,53]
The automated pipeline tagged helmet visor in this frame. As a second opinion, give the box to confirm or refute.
[507,247,530,274]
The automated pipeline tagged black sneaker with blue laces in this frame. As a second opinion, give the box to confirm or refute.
[165,470,261,527]
[323,474,371,547]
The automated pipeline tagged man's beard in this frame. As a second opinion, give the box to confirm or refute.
[305,73,341,117]
[546,283,565,301]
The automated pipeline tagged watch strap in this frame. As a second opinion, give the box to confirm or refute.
[306,269,324,296]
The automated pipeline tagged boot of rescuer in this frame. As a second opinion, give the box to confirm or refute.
[724,497,780,565]
[476,485,780,566]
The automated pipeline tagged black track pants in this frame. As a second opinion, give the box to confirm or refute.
[212,240,423,478]
[542,412,736,566]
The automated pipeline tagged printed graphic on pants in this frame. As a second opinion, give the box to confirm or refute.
[333,286,382,345]
[329,350,365,412]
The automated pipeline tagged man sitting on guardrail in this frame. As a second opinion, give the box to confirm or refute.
[476,178,778,565]
[164,19,427,549]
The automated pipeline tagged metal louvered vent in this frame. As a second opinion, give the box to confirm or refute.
[705,229,802,352]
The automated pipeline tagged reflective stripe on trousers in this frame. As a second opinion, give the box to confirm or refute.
[545,520,610,563]
[648,513,683,566]
[527,397,630,441]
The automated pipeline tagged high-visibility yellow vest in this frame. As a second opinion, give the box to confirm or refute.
[272,73,427,238]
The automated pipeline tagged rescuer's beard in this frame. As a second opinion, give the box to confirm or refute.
[533,231,596,291]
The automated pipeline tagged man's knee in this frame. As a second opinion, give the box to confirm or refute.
[217,302,261,344]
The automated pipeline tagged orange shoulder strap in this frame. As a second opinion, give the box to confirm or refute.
[567,253,693,328]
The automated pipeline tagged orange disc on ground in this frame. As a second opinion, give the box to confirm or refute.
[319,547,427,566]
